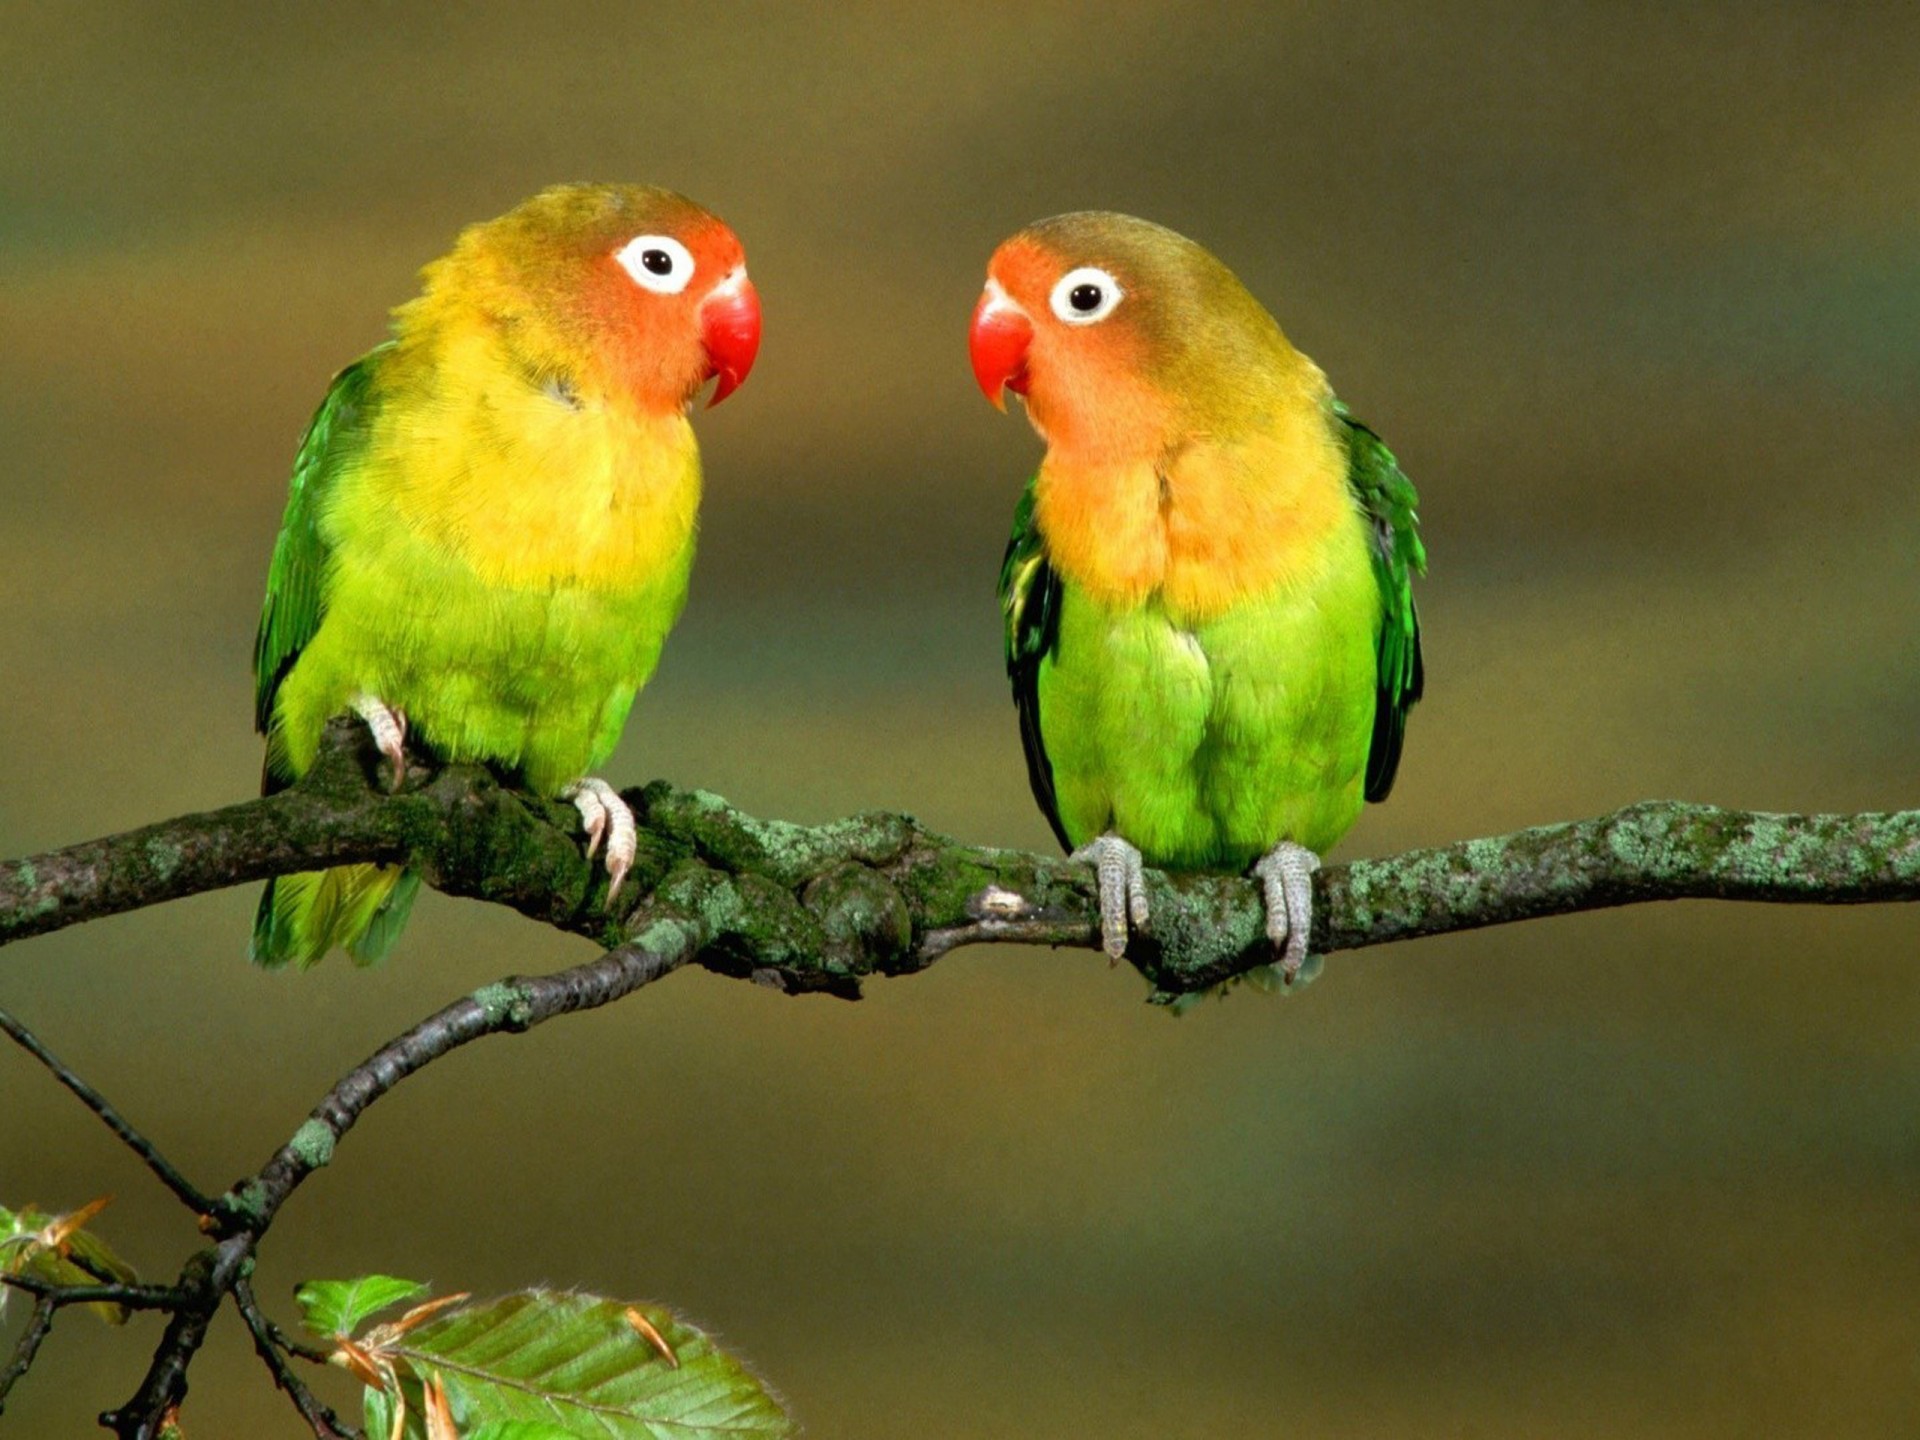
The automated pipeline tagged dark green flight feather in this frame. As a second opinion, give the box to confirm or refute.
[253,348,383,787]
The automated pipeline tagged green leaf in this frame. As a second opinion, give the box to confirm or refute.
[376,1289,794,1440]
[0,1200,138,1325]
[363,1384,396,1440]
[297,1274,431,1339]
[63,1225,140,1289]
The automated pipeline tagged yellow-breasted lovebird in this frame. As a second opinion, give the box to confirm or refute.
[252,183,761,967]
[970,212,1424,986]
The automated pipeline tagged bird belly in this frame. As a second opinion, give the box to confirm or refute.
[272,525,692,797]
[271,387,699,795]
[1039,558,1378,869]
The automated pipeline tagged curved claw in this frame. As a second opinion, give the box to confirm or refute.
[1070,833,1150,961]
[581,806,608,862]
[565,778,637,900]
[1252,841,1322,983]
[351,694,408,791]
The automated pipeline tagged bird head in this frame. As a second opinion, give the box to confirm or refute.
[969,212,1293,455]
[421,182,761,413]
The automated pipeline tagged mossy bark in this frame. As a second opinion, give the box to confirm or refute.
[8,720,1920,1435]
[5,720,1919,1000]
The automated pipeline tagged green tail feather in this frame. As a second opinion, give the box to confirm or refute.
[347,869,421,964]
[250,863,420,969]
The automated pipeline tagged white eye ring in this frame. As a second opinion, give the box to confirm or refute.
[614,234,695,295]
[1048,266,1123,325]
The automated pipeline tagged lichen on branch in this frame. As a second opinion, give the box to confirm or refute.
[4,718,1918,1000]
[5,721,1919,1436]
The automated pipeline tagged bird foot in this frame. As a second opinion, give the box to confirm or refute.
[564,777,637,900]
[1070,832,1151,961]
[1251,841,1321,984]
[350,693,408,790]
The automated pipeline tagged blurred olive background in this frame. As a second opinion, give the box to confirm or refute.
[4,3,1919,1436]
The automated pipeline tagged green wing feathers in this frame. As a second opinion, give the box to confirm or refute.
[253,349,383,782]
[1335,403,1426,803]
[998,477,1070,849]
[250,349,412,969]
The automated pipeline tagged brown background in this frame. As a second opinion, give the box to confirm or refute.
[3,3,1918,1435]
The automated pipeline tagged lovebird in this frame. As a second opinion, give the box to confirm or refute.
[251,183,760,966]
[969,212,1423,983]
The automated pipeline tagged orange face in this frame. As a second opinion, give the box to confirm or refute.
[969,221,1175,459]
[968,213,1344,615]
[457,183,761,412]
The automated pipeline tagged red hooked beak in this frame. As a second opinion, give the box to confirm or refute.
[969,280,1032,412]
[700,268,761,407]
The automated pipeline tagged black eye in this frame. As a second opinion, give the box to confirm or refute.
[1050,267,1123,324]
[617,234,695,293]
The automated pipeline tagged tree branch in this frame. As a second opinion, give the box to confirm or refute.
[3,719,1917,999]
[4,719,1916,1432]
[97,1237,253,1438]
[98,923,703,1438]
[216,922,703,1242]
[0,1274,189,1310]
[232,1277,359,1440]
[0,1008,215,1215]
[0,1296,56,1411]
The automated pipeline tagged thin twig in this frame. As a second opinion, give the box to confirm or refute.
[264,1315,336,1367]
[107,923,704,1438]
[99,1234,254,1440]
[0,1007,215,1215]
[233,1277,360,1440]
[0,1295,56,1411]
[226,924,704,1237]
[0,1273,187,1309]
